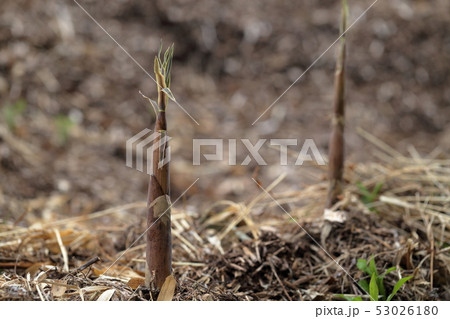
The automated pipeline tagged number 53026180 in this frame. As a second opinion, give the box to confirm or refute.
[376,306,438,316]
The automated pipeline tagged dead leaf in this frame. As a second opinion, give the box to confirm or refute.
[127,277,145,290]
[157,275,176,301]
[96,288,115,301]
[93,266,142,279]
[51,280,67,297]
[202,294,213,301]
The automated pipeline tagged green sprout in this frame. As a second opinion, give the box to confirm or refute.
[356,182,383,211]
[140,43,176,117]
[2,99,27,132]
[338,257,413,301]
[54,115,75,145]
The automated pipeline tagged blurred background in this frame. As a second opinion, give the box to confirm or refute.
[0,0,449,222]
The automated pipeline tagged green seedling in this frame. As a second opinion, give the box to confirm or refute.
[357,257,412,301]
[54,115,75,145]
[356,182,383,211]
[337,257,412,301]
[2,99,26,132]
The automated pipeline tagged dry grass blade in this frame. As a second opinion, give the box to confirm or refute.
[380,196,450,222]
[53,228,69,272]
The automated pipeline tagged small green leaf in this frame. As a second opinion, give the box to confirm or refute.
[357,259,368,273]
[368,257,378,276]
[164,44,174,88]
[369,273,379,301]
[387,276,413,301]
[154,43,175,98]
[358,279,369,294]
[357,182,383,206]
[382,267,396,276]
[356,182,372,199]
[376,276,386,300]
[154,56,163,80]
[378,266,398,300]
[373,182,383,196]
[380,267,396,280]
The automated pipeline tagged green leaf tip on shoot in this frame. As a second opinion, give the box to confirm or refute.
[141,43,175,117]
[340,0,349,34]
[155,43,175,91]
[152,43,175,111]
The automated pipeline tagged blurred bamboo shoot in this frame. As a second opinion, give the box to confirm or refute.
[327,0,348,208]
[145,45,174,291]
